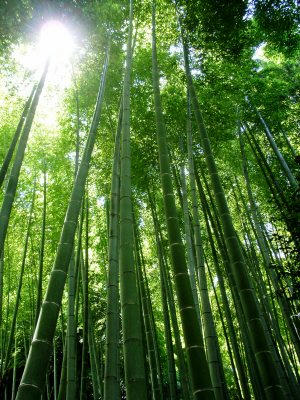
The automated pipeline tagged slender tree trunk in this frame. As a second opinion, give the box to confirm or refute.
[3,183,36,376]
[104,101,122,400]
[186,98,227,400]
[236,134,300,398]
[148,190,178,400]
[119,2,147,398]
[0,251,4,348]
[11,330,17,400]
[243,124,288,212]
[246,98,298,190]
[152,4,213,399]
[237,132,300,363]
[199,187,251,400]
[66,205,84,400]
[53,339,57,400]
[180,162,201,324]
[87,313,100,400]
[0,85,36,188]
[35,169,47,327]
[181,34,285,399]
[57,334,67,400]
[66,93,82,400]
[80,197,90,400]
[0,63,48,323]
[135,228,161,400]
[16,47,109,400]
[137,217,164,397]
[149,195,191,399]
[280,128,297,159]
[140,246,164,399]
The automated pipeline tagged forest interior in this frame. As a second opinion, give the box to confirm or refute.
[0,0,299,399]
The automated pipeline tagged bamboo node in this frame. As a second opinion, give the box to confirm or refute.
[32,337,52,346]
[18,382,42,392]
[180,305,194,311]
[170,241,181,245]
[193,388,214,394]
[254,349,272,356]
[43,300,60,309]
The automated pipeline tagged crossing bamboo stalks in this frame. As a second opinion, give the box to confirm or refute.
[16,46,109,400]
[181,33,285,398]
[152,3,214,398]
[0,85,36,189]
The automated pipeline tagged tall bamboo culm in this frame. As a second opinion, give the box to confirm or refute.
[16,47,109,400]
[119,1,147,398]
[151,3,214,399]
[181,32,285,399]
[0,84,36,188]
[104,102,122,399]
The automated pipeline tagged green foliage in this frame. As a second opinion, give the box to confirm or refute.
[0,1,299,399]
[182,0,249,57]
[253,0,300,55]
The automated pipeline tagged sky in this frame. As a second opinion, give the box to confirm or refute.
[9,20,79,133]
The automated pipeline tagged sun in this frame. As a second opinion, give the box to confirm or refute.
[12,19,76,76]
[10,20,77,131]
[39,20,75,63]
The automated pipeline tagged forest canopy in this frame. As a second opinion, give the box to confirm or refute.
[0,1,299,399]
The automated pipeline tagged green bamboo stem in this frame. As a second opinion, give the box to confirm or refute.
[154,203,191,400]
[244,123,288,208]
[92,321,103,398]
[180,163,201,325]
[280,128,297,159]
[151,198,178,399]
[35,169,47,327]
[80,198,89,400]
[0,85,36,189]
[88,315,100,400]
[148,189,179,399]
[234,174,300,365]
[0,251,4,349]
[104,101,122,400]
[3,183,36,376]
[182,34,285,399]
[203,207,245,400]
[149,194,191,399]
[57,315,67,400]
[232,180,293,398]
[0,64,48,334]
[135,227,161,400]
[11,330,17,400]
[236,135,300,397]
[1,248,11,371]
[138,230,164,398]
[119,1,147,398]
[66,204,84,400]
[186,100,227,400]
[53,339,57,400]
[163,241,192,400]
[16,47,109,400]
[246,98,298,190]
[152,4,213,398]
[142,255,164,399]
[66,83,81,400]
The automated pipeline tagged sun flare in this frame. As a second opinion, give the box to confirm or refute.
[10,20,77,131]
[39,20,74,62]
[12,19,76,79]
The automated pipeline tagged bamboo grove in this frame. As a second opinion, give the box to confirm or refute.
[0,0,299,399]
